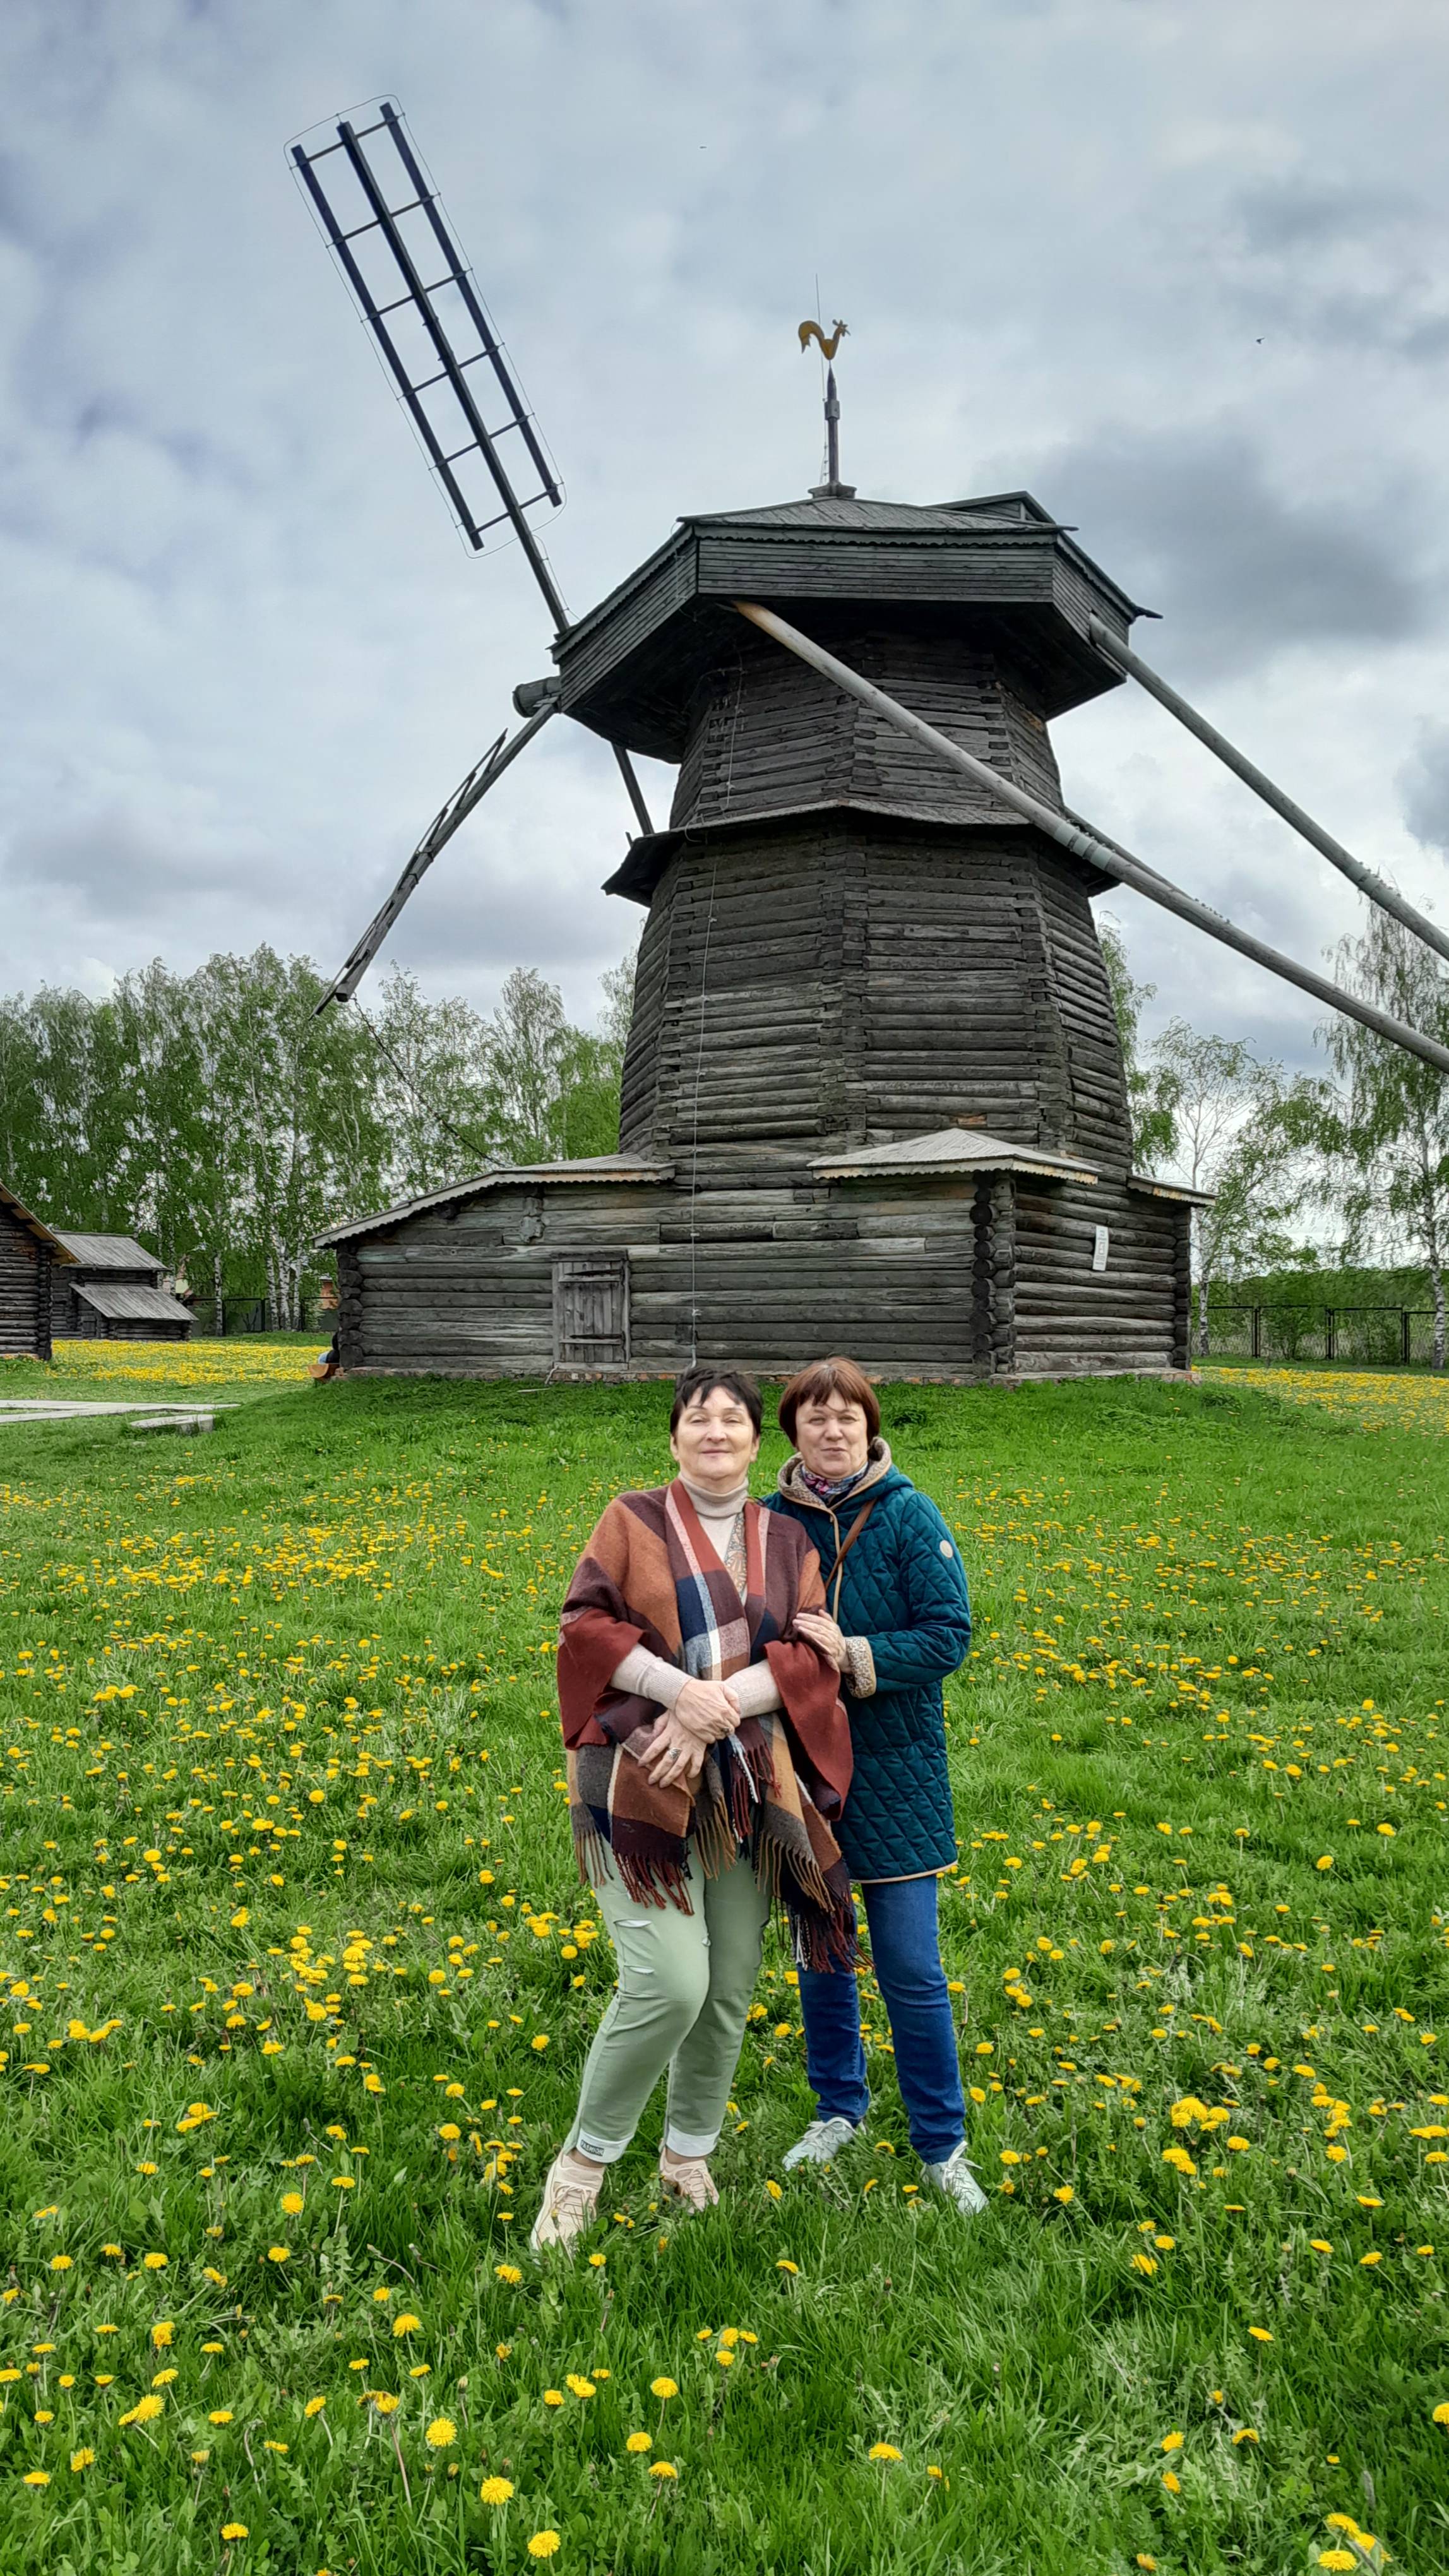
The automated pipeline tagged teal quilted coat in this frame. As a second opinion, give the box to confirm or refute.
[765,1451,970,1880]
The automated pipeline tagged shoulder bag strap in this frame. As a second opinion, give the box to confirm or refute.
[828,1498,878,1621]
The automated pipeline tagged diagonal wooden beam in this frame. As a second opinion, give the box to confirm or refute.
[734,599,1449,1079]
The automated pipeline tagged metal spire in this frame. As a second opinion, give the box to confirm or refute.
[799,318,854,498]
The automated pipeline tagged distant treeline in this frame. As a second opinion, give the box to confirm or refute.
[0,948,633,1328]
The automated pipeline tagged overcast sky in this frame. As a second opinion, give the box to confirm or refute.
[3,0,1448,1080]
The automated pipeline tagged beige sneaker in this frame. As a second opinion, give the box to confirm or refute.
[530,2149,604,2253]
[659,2146,719,2211]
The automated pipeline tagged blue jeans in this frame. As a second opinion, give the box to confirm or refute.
[798,1873,966,2162]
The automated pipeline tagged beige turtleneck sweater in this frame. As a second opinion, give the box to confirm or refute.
[609,1473,782,1719]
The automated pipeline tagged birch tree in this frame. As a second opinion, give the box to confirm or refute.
[1321,911,1449,1369]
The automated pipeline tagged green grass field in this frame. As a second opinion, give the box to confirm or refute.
[1,1348,1446,2575]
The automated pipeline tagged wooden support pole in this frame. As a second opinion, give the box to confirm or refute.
[1086,617,1449,973]
[733,599,1449,1079]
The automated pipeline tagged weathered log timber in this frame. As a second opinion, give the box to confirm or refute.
[1,1183,73,1363]
[320,489,1212,1380]
[49,1231,194,1340]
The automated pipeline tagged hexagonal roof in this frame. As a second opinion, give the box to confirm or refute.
[554,489,1148,761]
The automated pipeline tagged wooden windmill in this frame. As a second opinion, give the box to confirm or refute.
[301,104,1449,1381]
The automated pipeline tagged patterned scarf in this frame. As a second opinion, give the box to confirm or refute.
[557,1482,857,1969]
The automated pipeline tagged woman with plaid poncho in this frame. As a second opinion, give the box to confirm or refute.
[532,1365,854,2255]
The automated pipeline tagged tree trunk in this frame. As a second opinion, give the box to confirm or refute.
[1195,1266,1212,1361]
[213,1251,224,1338]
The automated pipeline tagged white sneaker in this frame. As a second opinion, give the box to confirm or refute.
[530,2149,603,2253]
[659,2148,719,2211]
[781,2115,865,2170]
[921,2143,988,2215]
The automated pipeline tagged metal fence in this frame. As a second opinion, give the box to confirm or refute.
[1207,1304,1438,1364]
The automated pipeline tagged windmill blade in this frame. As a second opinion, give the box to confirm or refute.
[291,98,655,840]
[314,701,557,1013]
[734,599,1449,1080]
[290,101,564,603]
[1086,618,1449,972]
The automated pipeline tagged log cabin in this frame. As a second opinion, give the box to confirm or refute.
[0,1183,73,1363]
[49,1231,194,1341]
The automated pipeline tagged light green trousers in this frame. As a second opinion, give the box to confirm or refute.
[567,1851,770,2163]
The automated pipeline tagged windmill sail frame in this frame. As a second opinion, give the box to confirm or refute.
[291,100,565,610]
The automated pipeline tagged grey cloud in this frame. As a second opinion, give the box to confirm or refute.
[1399,727,1449,856]
[1219,177,1449,362]
[4,811,289,914]
[1035,424,1426,678]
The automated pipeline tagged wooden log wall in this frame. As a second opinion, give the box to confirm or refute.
[1013,1177,1185,1374]
[619,813,1133,1180]
[0,1202,51,1361]
[670,622,1066,836]
[338,1169,1186,1385]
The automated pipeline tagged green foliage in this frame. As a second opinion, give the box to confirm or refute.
[1095,913,1176,1170]
[0,1366,1446,2572]
[1319,911,1449,1369]
[0,946,638,1323]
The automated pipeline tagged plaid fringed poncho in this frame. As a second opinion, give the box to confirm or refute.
[558,1482,857,1970]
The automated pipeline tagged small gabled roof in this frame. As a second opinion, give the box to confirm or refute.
[51,1229,162,1271]
[0,1181,73,1258]
[316,1152,676,1249]
[75,1282,193,1326]
[811,1126,1100,1184]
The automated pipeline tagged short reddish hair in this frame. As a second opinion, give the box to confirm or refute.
[777,1355,881,1446]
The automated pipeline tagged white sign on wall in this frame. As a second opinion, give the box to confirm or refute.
[1092,1225,1110,1272]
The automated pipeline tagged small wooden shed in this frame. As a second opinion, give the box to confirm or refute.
[0,1182,73,1363]
[49,1231,194,1341]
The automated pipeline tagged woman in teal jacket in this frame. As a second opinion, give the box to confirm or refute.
[765,1355,986,2216]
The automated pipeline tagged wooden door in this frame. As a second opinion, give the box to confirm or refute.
[553,1255,629,1368]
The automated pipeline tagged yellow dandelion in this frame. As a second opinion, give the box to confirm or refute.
[280,2192,304,2217]
[221,2525,248,2543]
[121,2393,165,2427]
[494,2263,522,2285]
[304,2396,326,2418]
[1433,2400,1449,2426]
[626,2431,652,2453]
[141,2251,168,2271]
[543,2388,564,2408]
[70,2449,94,2472]
[648,2462,678,2480]
[1131,2253,1157,2276]
[210,2410,234,2426]
[777,2258,799,2274]
[480,2475,515,2503]
[1319,2555,1358,2572]
[868,2442,903,2462]
[266,2245,290,2265]
[425,2418,456,2449]
[152,2368,178,2387]
[1160,2431,1183,2452]
[588,2251,606,2269]
[49,2254,73,2272]
[1248,2327,1273,2344]
[1162,2469,1181,2494]
[392,2313,420,2339]
[1052,2185,1075,2205]
[1232,2428,1260,2445]
[152,2322,174,2348]
[21,2471,50,2488]
[651,2377,677,2400]
[527,2536,561,2560]
[566,2374,595,2399]
[369,2393,400,2416]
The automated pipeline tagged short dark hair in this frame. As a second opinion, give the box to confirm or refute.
[778,1355,881,1446]
[670,1364,763,1436]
